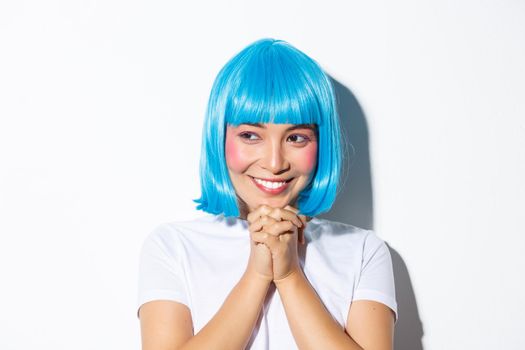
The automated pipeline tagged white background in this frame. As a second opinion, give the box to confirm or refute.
[1,1,524,349]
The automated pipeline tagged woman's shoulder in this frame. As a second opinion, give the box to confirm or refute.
[306,217,386,248]
[307,217,371,237]
[145,214,248,242]
[140,214,249,261]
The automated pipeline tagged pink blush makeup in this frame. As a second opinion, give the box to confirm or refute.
[225,129,249,173]
[297,143,318,174]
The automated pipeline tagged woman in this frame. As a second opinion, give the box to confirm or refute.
[138,38,397,349]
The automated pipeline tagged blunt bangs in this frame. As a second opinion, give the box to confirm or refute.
[225,41,325,127]
[195,38,342,217]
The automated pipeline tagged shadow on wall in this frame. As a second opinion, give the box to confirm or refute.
[319,78,424,350]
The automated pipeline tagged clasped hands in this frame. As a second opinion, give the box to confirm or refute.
[246,205,307,284]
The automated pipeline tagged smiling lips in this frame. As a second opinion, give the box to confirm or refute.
[250,176,293,195]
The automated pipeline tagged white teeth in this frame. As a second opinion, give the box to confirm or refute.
[253,178,286,189]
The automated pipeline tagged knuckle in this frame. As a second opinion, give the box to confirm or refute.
[264,216,276,225]
[285,205,298,213]
[261,205,272,213]
[266,226,277,236]
[270,209,282,221]
[249,221,261,230]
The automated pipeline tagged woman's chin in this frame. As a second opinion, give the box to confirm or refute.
[253,197,295,210]
[238,194,298,214]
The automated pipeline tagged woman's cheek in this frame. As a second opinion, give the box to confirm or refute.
[298,143,318,174]
[225,136,251,173]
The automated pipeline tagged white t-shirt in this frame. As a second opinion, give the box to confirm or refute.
[137,214,397,349]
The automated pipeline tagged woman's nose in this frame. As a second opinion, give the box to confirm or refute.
[261,142,290,175]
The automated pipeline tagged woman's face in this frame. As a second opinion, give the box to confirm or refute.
[225,123,318,214]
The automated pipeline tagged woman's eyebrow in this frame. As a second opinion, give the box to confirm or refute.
[286,124,317,131]
[242,123,265,128]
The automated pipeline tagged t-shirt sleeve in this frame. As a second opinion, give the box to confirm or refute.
[137,224,189,318]
[353,231,398,322]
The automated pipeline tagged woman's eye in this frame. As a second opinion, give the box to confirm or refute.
[287,134,309,143]
[239,132,260,141]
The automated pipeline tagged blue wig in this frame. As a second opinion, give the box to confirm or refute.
[195,38,342,217]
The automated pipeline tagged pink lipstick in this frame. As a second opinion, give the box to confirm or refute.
[250,176,293,195]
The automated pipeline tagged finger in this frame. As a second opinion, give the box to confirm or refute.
[250,230,269,244]
[247,205,273,223]
[265,220,295,236]
[282,206,307,243]
[249,216,278,233]
[269,208,303,228]
[284,205,299,214]
[283,206,307,244]
[250,231,279,250]
[298,215,307,227]
[284,205,307,225]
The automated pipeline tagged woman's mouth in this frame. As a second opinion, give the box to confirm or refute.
[250,176,293,195]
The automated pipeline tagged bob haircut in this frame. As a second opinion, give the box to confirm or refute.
[195,38,342,217]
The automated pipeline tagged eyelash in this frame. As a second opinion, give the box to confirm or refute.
[287,134,310,143]
[238,132,311,144]
[239,132,260,141]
